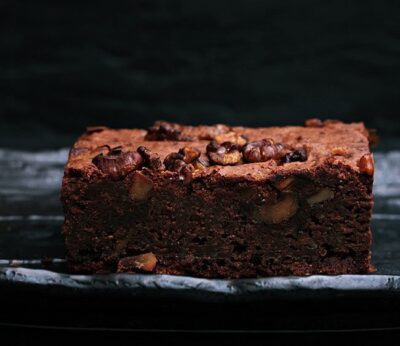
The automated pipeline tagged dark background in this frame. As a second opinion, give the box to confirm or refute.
[2,0,400,149]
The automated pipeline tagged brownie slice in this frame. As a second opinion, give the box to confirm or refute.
[61,119,375,277]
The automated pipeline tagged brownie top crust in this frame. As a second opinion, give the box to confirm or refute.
[65,120,373,181]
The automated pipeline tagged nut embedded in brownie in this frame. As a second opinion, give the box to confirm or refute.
[61,119,374,278]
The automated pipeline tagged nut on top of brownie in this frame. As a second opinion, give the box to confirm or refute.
[66,119,374,182]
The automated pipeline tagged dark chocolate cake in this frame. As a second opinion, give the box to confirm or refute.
[61,119,374,277]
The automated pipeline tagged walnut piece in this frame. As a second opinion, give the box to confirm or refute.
[242,139,284,163]
[304,118,323,127]
[130,172,153,200]
[163,148,197,183]
[280,148,308,164]
[117,253,157,273]
[137,146,163,170]
[192,158,210,171]
[145,121,191,141]
[179,146,201,164]
[273,177,295,191]
[164,152,186,172]
[307,188,334,205]
[92,146,144,179]
[358,154,374,176]
[206,141,242,165]
[259,193,298,224]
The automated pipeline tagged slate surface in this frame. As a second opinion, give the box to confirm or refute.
[0,147,400,299]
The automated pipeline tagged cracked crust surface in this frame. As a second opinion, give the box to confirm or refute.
[66,121,370,180]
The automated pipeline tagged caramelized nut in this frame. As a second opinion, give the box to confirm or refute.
[209,150,242,165]
[130,172,153,200]
[92,147,144,179]
[137,146,163,170]
[214,132,247,147]
[206,141,242,165]
[164,147,200,170]
[331,147,348,156]
[145,121,191,141]
[164,152,186,172]
[307,188,334,205]
[273,177,295,191]
[179,146,201,163]
[280,148,308,164]
[117,253,157,273]
[242,139,284,163]
[358,154,374,176]
[193,158,210,171]
[259,193,298,224]
[163,149,199,183]
[304,118,323,127]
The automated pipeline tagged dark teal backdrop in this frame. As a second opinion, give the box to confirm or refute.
[2,0,400,148]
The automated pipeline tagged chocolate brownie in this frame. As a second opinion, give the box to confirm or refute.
[61,119,375,277]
